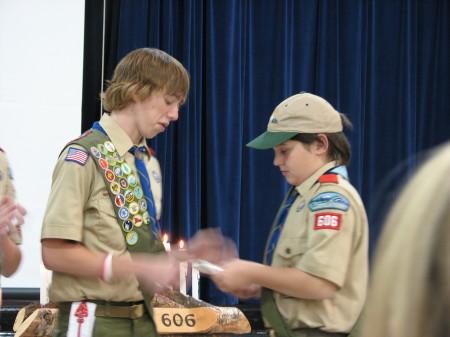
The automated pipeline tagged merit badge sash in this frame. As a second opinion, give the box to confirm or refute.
[67,129,165,254]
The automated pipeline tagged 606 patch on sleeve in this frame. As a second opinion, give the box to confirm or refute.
[314,212,342,230]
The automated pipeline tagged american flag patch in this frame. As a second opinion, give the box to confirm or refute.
[65,147,89,166]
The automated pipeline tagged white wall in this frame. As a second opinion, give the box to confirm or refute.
[0,0,85,288]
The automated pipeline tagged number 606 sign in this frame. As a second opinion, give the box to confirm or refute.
[153,307,218,334]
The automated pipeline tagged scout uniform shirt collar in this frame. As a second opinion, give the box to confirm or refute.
[99,114,148,157]
[295,161,338,196]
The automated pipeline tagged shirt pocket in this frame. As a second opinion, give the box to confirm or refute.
[95,196,126,250]
[276,238,307,268]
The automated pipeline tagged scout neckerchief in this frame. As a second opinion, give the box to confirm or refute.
[261,186,298,337]
[67,125,165,321]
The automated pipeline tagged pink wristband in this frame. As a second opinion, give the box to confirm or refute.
[101,252,113,283]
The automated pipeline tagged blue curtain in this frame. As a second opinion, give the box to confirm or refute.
[105,0,450,305]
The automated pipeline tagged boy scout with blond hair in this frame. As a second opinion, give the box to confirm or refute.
[212,92,368,337]
[41,48,223,337]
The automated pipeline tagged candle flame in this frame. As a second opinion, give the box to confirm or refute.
[163,234,168,243]
[179,239,185,250]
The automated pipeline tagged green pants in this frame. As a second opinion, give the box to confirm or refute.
[54,302,160,337]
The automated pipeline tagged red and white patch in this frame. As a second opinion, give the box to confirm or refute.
[314,212,342,230]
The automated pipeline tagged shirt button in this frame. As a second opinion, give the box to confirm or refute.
[285,247,291,254]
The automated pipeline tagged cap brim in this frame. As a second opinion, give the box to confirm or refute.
[246,131,298,149]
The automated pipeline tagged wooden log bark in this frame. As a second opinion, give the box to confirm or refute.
[14,308,58,337]
[13,302,57,332]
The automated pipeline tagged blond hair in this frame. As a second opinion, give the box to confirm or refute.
[102,48,190,112]
[362,141,450,337]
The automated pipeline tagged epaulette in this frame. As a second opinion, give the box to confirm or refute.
[67,130,94,145]
[146,145,156,156]
[319,173,339,184]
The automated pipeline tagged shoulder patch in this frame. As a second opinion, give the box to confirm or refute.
[309,192,349,212]
[319,173,338,184]
[314,212,342,230]
[65,147,90,166]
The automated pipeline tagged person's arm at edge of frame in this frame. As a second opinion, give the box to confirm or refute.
[0,235,21,277]
[213,258,338,300]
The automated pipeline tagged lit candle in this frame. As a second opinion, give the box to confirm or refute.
[162,234,171,251]
[179,240,187,295]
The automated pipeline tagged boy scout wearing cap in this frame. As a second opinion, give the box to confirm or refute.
[41,48,190,337]
[212,93,368,337]
[0,149,24,279]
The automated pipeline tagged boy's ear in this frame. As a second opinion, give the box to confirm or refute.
[314,134,329,155]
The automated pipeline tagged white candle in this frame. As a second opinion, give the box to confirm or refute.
[40,263,51,305]
[191,264,200,299]
[179,261,188,295]
[178,240,187,295]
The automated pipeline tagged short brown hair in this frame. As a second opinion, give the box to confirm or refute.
[290,113,353,166]
[102,48,190,112]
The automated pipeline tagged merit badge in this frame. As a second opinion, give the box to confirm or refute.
[113,152,124,163]
[143,212,150,225]
[105,170,115,182]
[105,155,116,166]
[124,190,134,203]
[97,144,108,155]
[152,170,161,183]
[118,206,130,220]
[134,186,143,199]
[115,194,125,207]
[133,214,143,227]
[296,200,305,212]
[119,177,128,189]
[104,141,115,152]
[110,182,120,195]
[127,174,137,187]
[309,192,349,212]
[129,202,139,215]
[122,220,133,232]
[99,158,108,170]
[314,212,342,230]
[90,146,101,158]
[121,163,131,175]
[113,166,123,177]
[126,231,138,245]
[139,199,147,212]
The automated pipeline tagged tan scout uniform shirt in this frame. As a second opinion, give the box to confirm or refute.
[271,161,368,333]
[41,114,162,302]
[0,150,22,271]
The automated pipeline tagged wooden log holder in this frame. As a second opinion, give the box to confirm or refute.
[12,290,250,336]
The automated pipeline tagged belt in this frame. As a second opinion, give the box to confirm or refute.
[269,328,348,337]
[58,300,146,320]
